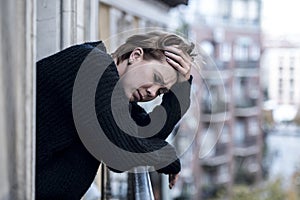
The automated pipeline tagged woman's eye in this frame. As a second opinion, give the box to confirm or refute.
[154,74,163,84]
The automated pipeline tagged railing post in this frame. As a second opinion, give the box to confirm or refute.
[99,164,112,200]
[127,167,155,200]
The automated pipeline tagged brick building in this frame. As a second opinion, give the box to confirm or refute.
[173,0,264,199]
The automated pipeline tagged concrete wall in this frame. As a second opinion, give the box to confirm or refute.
[36,0,99,61]
[0,0,36,199]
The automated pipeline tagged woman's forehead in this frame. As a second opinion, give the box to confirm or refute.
[154,63,177,83]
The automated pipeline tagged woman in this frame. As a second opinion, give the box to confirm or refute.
[36,31,194,199]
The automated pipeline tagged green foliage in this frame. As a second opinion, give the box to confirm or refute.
[234,168,256,185]
[208,178,288,200]
[262,179,287,200]
[231,185,260,200]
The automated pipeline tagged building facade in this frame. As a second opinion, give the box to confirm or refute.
[36,0,185,61]
[176,0,264,199]
[262,46,300,106]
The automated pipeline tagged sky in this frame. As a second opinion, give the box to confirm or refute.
[172,0,300,41]
[262,0,300,37]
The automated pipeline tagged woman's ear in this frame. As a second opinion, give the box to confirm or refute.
[129,47,144,64]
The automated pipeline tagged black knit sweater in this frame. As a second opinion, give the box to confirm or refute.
[36,41,191,199]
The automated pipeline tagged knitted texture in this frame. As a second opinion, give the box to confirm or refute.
[36,41,192,199]
[36,42,103,200]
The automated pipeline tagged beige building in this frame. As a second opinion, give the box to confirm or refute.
[174,0,264,199]
[262,47,300,106]
[36,0,184,61]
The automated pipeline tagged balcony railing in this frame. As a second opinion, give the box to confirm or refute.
[235,61,259,69]
[98,166,154,200]
[127,167,155,200]
[215,143,228,156]
[202,143,230,167]
[201,100,228,114]
[235,135,257,148]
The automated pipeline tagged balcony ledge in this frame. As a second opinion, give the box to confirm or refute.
[201,155,230,166]
[234,146,259,157]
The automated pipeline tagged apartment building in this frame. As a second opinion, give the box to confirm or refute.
[262,45,300,106]
[176,0,264,199]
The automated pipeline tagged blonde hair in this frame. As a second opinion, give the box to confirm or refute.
[112,31,195,65]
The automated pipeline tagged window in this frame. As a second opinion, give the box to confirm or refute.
[220,43,231,61]
[234,37,251,61]
[234,119,246,145]
[290,89,294,103]
[232,0,247,20]
[290,78,294,88]
[199,0,218,17]
[234,44,248,61]
[290,66,294,78]
[220,0,230,20]
[248,0,259,21]
[200,40,215,57]
[220,124,230,143]
[248,117,259,136]
[199,127,217,158]
[250,44,260,60]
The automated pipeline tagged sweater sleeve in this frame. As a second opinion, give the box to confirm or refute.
[36,41,105,162]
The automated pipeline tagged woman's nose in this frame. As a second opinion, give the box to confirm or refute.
[146,85,160,97]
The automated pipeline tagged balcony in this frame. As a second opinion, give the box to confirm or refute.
[201,112,230,123]
[234,136,260,157]
[159,0,188,7]
[202,143,230,167]
[201,100,228,115]
[201,69,232,81]
[235,68,260,77]
[201,165,231,197]
[234,156,260,185]
[235,61,259,69]
[202,155,230,167]
[100,166,155,200]
[195,15,260,28]
[235,106,260,117]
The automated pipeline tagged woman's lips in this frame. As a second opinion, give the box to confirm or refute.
[132,90,142,101]
[137,90,143,101]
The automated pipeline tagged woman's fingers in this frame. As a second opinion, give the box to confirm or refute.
[164,46,192,82]
[165,54,184,72]
[164,46,192,64]
[168,173,179,189]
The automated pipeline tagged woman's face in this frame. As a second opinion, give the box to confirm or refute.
[121,58,178,102]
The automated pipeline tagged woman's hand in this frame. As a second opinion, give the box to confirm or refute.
[164,46,193,82]
[169,173,179,189]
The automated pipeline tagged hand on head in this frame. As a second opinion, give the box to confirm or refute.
[164,46,193,82]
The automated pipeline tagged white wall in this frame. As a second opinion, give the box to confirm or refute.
[36,0,61,61]
[36,0,99,61]
[263,48,300,105]
[0,0,36,199]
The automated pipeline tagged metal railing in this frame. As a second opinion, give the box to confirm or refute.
[98,166,154,200]
[127,167,155,200]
